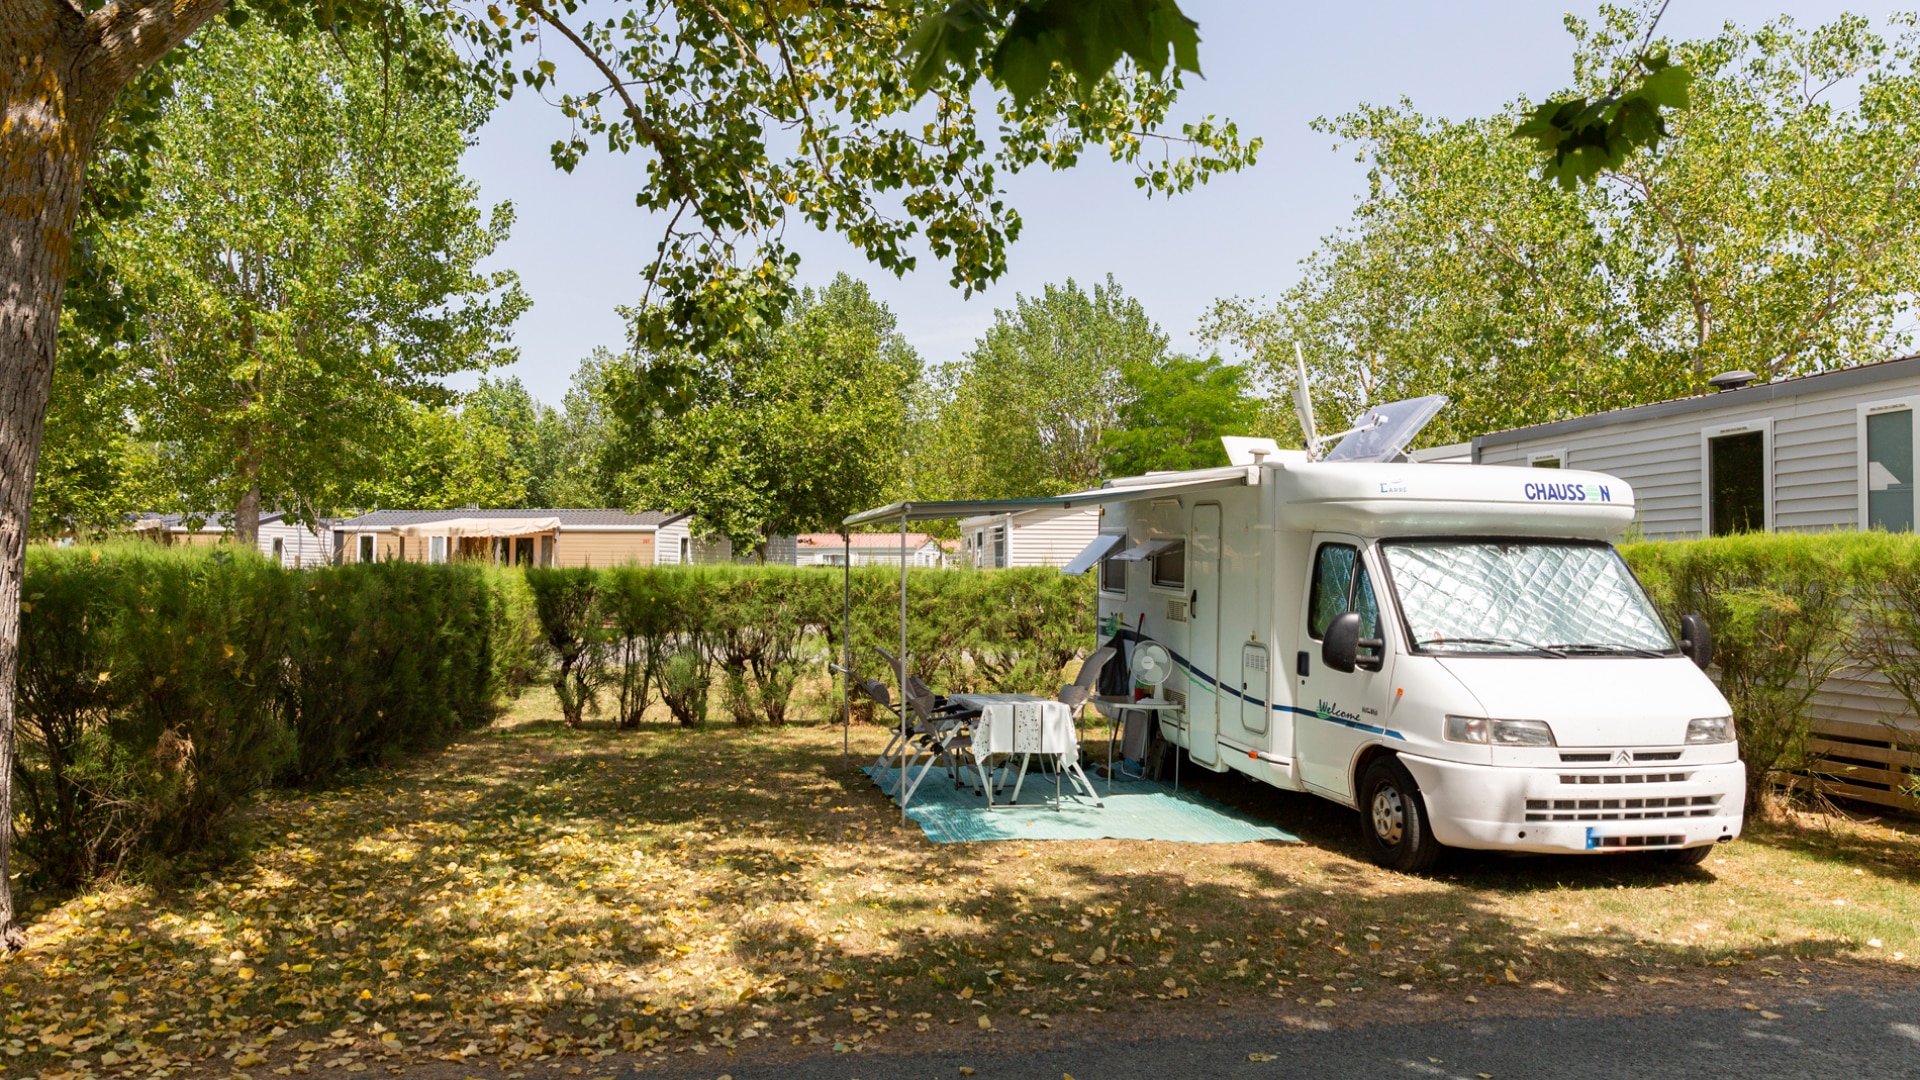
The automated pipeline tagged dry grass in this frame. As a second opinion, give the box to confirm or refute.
[7,688,1918,1078]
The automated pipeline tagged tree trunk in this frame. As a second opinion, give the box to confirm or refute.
[234,482,261,547]
[0,0,228,944]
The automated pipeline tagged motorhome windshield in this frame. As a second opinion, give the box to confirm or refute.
[1381,540,1675,657]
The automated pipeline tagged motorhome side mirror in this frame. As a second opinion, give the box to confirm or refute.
[1322,612,1385,674]
[1680,614,1712,670]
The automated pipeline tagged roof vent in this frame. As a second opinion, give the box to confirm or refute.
[1707,370,1759,392]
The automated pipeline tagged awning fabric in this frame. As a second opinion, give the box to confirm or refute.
[1108,538,1176,563]
[1060,533,1125,576]
[843,467,1254,526]
[394,516,562,538]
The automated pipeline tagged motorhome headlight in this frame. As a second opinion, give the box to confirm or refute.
[1444,715,1490,744]
[1490,719,1556,746]
[1687,715,1735,744]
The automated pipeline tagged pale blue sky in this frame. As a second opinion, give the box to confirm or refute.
[460,2,1909,406]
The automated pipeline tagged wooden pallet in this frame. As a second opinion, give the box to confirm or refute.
[1803,716,1920,813]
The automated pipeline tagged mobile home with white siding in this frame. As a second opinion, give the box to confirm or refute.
[959,506,1100,569]
[1473,357,1920,540]
[1473,357,1920,809]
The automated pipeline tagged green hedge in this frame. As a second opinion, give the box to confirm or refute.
[15,545,534,888]
[1622,532,1920,811]
[524,565,1096,729]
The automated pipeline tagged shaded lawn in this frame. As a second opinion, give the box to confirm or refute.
[7,689,1919,1079]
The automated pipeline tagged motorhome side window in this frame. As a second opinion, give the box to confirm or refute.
[1099,552,1126,593]
[1150,541,1186,589]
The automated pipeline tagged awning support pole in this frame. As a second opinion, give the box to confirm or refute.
[899,508,909,824]
[842,531,851,770]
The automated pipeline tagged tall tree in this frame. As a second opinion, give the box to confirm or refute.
[354,402,530,511]
[623,274,920,552]
[113,20,525,542]
[1206,9,1920,447]
[461,377,579,508]
[1101,353,1257,476]
[922,275,1164,498]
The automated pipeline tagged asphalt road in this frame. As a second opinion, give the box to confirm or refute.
[651,987,1920,1080]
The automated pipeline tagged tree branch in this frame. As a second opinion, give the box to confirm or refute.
[77,0,228,109]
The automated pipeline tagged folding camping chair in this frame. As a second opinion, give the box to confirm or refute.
[873,647,981,804]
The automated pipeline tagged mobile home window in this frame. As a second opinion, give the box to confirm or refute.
[1528,450,1565,469]
[428,536,448,564]
[1867,408,1914,532]
[679,536,691,564]
[1150,541,1186,589]
[991,525,1007,569]
[1099,552,1126,593]
[271,537,284,563]
[358,534,374,563]
[1707,429,1767,535]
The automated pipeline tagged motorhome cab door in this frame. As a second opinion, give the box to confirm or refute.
[1296,535,1395,800]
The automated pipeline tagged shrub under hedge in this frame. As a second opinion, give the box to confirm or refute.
[15,545,534,888]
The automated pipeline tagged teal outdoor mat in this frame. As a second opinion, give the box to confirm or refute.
[864,766,1298,845]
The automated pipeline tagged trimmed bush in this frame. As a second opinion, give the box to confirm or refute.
[17,546,295,885]
[527,564,1096,729]
[525,568,608,728]
[15,545,532,887]
[1623,532,1910,813]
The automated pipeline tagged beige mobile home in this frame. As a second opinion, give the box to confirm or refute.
[331,509,690,567]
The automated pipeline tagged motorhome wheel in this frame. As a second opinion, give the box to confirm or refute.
[1358,758,1443,873]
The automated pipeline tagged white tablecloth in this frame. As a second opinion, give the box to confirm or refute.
[950,694,1077,756]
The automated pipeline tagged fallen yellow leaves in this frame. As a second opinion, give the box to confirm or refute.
[1,713,1909,1080]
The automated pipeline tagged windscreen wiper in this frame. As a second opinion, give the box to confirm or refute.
[1416,636,1557,655]
[1536,642,1665,658]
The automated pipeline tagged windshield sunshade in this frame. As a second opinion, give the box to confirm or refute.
[1382,541,1673,655]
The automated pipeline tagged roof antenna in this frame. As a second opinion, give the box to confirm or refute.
[1292,342,1320,461]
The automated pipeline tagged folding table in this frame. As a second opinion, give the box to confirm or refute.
[949,692,1101,809]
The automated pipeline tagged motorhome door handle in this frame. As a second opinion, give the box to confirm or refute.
[1190,589,1197,611]
[1296,651,1310,677]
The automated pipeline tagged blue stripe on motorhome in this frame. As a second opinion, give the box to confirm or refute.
[1111,627,1405,741]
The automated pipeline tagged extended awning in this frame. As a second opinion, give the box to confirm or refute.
[1060,532,1125,576]
[394,516,562,538]
[843,466,1256,527]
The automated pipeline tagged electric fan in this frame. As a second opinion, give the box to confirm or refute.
[1131,641,1174,697]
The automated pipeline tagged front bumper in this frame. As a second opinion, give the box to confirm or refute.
[1398,753,1744,854]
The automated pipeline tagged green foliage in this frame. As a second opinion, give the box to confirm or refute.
[1207,10,1920,448]
[1623,533,1882,813]
[919,275,1164,499]
[907,0,1201,106]
[1102,353,1257,476]
[99,17,525,531]
[446,0,1251,356]
[525,569,610,728]
[523,565,1095,729]
[15,547,296,886]
[13,546,529,887]
[1513,37,1692,188]
[616,275,921,549]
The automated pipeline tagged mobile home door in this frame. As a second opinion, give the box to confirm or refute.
[1188,504,1221,766]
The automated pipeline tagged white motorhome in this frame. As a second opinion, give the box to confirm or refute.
[1087,447,1743,870]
